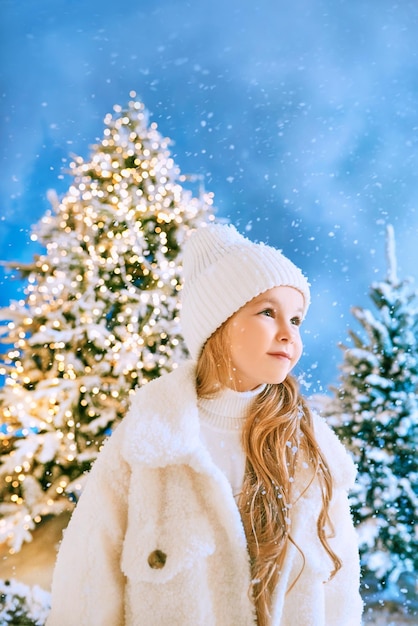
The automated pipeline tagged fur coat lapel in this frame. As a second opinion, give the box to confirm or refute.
[122,361,203,467]
[120,362,256,626]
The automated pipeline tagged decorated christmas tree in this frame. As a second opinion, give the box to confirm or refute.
[0,93,214,552]
[329,225,418,583]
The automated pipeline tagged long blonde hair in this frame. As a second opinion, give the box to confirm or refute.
[196,321,342,626]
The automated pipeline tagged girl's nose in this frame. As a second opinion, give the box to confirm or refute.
[276,323,292,342]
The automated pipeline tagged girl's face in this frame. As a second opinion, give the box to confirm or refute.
[225,286,304,392]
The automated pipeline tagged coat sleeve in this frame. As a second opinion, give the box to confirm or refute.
[323,484,364,626]
[314,414,364,626]
[46,422,130,626]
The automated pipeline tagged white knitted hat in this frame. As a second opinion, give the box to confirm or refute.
[180,223,311,360]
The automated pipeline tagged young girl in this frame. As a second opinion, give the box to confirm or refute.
[47,223,363,626]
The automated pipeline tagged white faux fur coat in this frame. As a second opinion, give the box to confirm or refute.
[47,362,363,626]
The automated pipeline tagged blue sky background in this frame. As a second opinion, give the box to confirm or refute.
[1,0,418,394]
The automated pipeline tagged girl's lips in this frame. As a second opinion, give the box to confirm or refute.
[268,352,291,360]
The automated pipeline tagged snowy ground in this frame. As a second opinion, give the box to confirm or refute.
[0,513,71,590]
[0,513,416,625]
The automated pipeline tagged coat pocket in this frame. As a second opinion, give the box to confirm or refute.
[121,465,216,584]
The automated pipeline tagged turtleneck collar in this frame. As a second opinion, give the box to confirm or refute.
[198,384,265,431]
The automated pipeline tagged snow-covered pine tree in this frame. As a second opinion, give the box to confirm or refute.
[329,225,418,583]
[0,92,214,551]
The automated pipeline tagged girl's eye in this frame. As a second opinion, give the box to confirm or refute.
[291,316,302,326]
[259,308,274,318]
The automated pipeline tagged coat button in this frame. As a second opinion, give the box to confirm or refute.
[148,549,167,569]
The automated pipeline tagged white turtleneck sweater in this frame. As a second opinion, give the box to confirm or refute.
[198,385,264,498]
